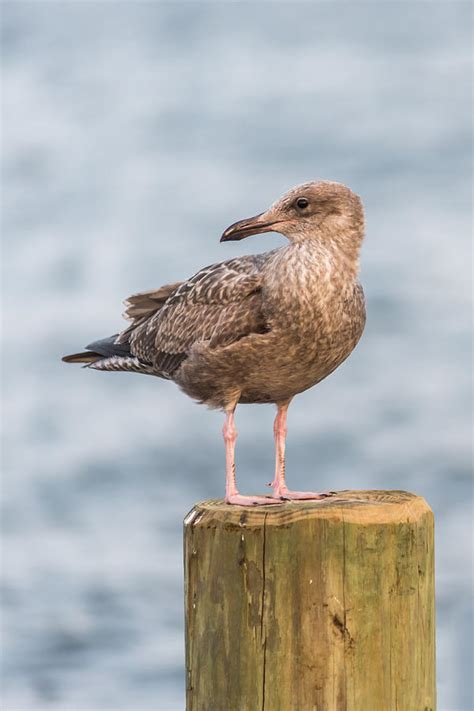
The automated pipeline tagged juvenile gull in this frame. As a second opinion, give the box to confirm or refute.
[63,181,366,505]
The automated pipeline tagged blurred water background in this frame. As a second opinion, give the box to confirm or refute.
[1,2,472,710]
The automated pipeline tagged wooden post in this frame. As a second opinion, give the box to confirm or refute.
[184,490,435,711]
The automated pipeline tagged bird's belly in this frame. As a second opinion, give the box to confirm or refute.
[176,310,365,409]
[239,327,361,404]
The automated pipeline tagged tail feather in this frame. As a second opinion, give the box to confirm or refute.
[62,351,102,364]
[62,333,156,375]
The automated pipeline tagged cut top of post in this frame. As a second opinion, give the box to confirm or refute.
[184,489,432,529]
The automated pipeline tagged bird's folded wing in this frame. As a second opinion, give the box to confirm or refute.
[115,282,183,347]
[122,282,184,322]
[126,257,268,373]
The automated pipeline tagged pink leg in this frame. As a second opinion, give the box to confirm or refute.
[223,409,279,506]
[272,402,333,501]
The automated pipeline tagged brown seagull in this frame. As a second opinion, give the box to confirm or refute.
[63,181,366,505]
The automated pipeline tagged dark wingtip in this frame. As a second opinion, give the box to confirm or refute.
[63,334,130,365]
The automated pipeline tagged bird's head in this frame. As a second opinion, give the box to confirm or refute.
[220,181,364,248]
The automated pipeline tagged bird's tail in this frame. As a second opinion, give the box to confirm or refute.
[63,334,129,364]
[62,334,156,375]
[62,351,103,364]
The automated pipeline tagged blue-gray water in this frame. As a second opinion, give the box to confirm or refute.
[1,2,472,710]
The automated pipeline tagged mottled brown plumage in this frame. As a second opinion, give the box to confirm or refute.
[63,181,366,505]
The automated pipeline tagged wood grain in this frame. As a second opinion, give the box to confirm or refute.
[184,490,436,711]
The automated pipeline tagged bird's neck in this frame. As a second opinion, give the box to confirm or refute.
[287,233,362,283]
[286,216,364,282]
[263,243,358,323]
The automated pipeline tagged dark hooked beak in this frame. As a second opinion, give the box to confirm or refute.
[220,213,280,242]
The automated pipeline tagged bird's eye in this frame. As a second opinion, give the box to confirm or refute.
[296,197,309,209]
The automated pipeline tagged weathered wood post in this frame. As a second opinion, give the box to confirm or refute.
[184,490,435,711]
